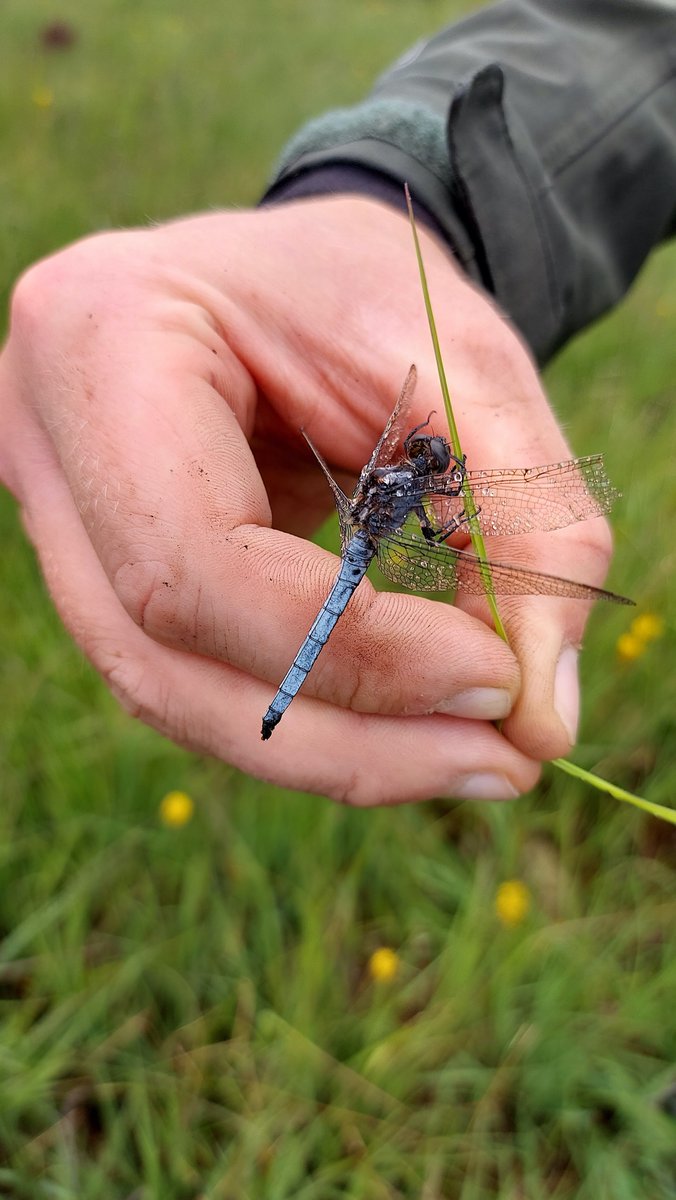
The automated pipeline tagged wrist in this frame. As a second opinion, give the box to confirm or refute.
[260,162,452,253]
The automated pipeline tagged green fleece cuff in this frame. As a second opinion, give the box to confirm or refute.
[272,99,452,189]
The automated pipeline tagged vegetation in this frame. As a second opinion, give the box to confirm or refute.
[1,2,674,1195]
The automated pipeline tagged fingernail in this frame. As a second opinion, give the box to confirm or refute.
[554,645,580,744]
[435,688,512,720]
[451,773,519,801]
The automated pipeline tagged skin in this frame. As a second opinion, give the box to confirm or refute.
[0,197,613,805]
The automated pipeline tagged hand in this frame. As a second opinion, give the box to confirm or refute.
[0,197,612,804]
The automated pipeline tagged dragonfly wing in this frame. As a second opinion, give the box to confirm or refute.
[303,429,355,548]
[365,364,419,474]
[376,532,631,603]
[420,456,619,538]
[377,530,462,592]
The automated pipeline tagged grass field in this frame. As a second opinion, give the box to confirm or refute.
[1,1,675,1196]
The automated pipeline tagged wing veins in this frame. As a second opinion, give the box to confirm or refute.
[376,531,629,603]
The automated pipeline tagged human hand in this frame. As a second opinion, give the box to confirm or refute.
[0,197,612,804]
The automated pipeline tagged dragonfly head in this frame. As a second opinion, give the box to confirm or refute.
[406,433,452,475]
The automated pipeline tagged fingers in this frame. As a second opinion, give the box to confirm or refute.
[453,502,614,761]
[230,693,540,807]
[208,525,522,720]
[454,499,613,761]
[6,253,521,725]
[448,368,614,759]
[483,522,614,759]
[31,407,522,722]
[19,447,540,804]
[111,499,521,721]
[414,288,616,762]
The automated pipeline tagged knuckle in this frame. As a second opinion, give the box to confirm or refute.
[339,650,405,716]
[9,231,139,337]
[115,558,181,634]
[10,252,91,351]
[10,261,57,333]
[325,719,407,807]
[79,631,174,735]
[335,753,413,808]
[456,303,538,394]
[336,594,429,715]
[335,761,377,808]
[113,559,167,630]
[113,558,221,656]
[325,591,402,715]
[82,628,203,754]
[13,244,85,306]
[337,654,374,714]
[587,516,614,559]
[104,653,168,726]
[573,516,614,569]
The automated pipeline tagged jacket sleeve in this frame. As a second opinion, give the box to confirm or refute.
[261,0,676,365]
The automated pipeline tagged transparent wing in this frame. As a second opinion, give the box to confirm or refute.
[376,531,631,603]
[302,430,356,550]
[417,456,619,538]
[365,364,419,474]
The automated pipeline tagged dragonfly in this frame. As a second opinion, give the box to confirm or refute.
[261,365,631,739]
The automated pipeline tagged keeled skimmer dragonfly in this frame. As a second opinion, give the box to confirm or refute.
[261,366,630,739]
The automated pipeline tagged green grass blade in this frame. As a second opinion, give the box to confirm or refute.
[552,757,676,823]
[405,185,508,642]
[404,186,666,820]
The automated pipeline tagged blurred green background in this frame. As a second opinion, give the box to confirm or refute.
[1,2,675,1197]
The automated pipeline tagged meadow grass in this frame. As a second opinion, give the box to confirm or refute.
[0,1,675,1196]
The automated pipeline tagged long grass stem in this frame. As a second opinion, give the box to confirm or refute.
[405,185,671,822]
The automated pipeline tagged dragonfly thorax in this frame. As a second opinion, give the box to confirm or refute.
[350,465,421,537]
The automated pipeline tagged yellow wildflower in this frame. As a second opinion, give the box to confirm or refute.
[629,613,665,643]
[368,947,399,982]
[159,790,194,827]
[495,880,531,928]
[616,631,646,662]
[617,613,665,662]
[32,86,54,109]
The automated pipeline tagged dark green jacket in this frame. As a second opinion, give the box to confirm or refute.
[263,0,676,365]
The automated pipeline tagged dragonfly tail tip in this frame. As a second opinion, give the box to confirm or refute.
[261,711,281,740]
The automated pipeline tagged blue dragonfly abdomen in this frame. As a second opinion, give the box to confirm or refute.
[261,528,375,740]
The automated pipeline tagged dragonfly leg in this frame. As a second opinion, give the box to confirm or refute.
[416,502,481,544]
[433,504,482,542]
[414,503,439,543]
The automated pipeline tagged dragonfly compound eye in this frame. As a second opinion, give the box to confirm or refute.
[428,436,451,472]
[409,434,451,473]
